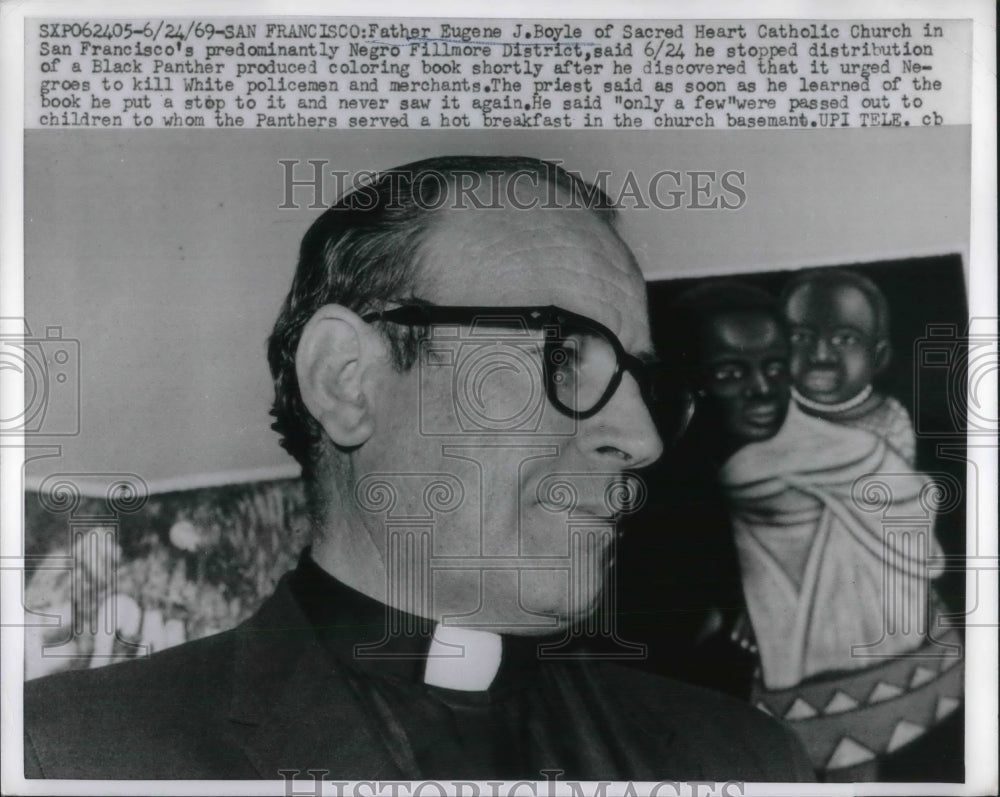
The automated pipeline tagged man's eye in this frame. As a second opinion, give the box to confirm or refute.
[789,329,813,345]
[713,365,744,381]
[831,333,860,347]
[549,342,579,368]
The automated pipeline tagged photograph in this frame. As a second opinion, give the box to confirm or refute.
[1,4,995,796]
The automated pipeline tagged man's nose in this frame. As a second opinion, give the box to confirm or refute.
[578,373,664,469]
[810,336,836,363]
[744,367,773,398]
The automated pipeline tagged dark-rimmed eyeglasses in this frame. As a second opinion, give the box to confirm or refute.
[362,303,694,440]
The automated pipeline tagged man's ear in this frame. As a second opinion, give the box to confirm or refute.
[296,305,377,448]
[874,338,892,374]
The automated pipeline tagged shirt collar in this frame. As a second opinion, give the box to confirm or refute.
[287,548,551,697]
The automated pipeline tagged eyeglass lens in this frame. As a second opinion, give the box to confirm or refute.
[547,332,618,413]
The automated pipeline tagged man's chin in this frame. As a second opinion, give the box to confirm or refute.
[797,382,849,405]
[798,366,842,394]
[735,421,782,445]
[561,593,608,628]
[800,390,832,403]
[516,572,609,625]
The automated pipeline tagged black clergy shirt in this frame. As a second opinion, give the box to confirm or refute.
[285,550,814,782]
[24,548,816,781]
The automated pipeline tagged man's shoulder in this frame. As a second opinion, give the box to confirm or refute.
[24,627,246,778]
[585,661,815,780]
[26,622,238,709]
[23,575,320,779]
[594,659,774,727]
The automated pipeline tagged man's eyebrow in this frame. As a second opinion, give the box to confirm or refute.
[703,355,747,366]
[634,349,659,364]
[833,324,867,333]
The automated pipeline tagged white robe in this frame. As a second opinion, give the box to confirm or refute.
[720,404,942,690]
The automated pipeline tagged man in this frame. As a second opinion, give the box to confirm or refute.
[24,156,814,781]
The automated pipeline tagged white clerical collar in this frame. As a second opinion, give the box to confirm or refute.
[423,624,503,691]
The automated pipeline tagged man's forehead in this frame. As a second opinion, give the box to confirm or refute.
[417,201,648,335]
[787,282,877,329]
[706,311,785,352]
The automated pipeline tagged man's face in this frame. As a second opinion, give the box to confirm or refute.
[698,310,791,445]
[357,196,664,634]
[784,282,882,405]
